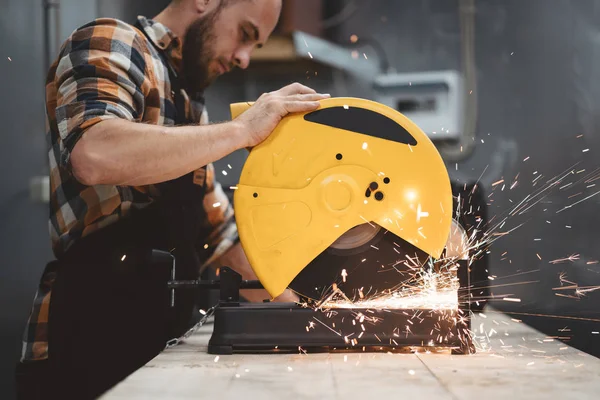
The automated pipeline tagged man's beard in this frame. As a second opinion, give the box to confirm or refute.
[181,11,220,95]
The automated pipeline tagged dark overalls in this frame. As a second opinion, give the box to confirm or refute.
[16,20,212,399]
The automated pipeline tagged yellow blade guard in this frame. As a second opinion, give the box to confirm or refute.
[231,97,453,298]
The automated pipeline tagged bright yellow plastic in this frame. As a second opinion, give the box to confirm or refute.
[231,97,453,298]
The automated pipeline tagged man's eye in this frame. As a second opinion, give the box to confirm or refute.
[241,29,249,41]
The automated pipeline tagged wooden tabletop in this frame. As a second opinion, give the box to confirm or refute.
[102,308,600,399]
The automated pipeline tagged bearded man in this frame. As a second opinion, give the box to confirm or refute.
[15,0,329,398]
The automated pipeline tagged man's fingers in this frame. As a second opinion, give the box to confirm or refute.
[286,93,330,102]
[283,100,321,114]
[277,82,317,96]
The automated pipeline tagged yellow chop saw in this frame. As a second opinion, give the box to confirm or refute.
[168,97,476,355]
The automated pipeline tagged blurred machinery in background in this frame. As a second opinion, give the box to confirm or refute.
[373,70,465,142]
[251,0,477,159]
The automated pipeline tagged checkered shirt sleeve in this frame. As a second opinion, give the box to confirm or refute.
[51,19,149,172]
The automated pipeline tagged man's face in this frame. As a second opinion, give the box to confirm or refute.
[181,0,281,94]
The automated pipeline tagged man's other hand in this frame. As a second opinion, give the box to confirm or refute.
[214,242,300,303]
[272,288,299,303]
[239,288,299,303]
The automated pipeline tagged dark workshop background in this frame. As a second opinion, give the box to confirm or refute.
[1,0,600,397]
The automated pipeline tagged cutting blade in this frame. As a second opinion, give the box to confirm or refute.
[289,223,431,303]
[289,220,468,305]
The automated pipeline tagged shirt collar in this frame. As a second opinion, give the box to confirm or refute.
[136,15,183,73]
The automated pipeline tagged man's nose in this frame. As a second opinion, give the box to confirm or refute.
[233,48,251,70]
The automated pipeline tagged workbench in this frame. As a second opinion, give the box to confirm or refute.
[102,309,600,399]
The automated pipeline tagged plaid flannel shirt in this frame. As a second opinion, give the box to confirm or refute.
[21,16,239,362]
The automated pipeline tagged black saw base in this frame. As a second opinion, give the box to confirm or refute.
[207,301,474,355]
[168,265,475,356]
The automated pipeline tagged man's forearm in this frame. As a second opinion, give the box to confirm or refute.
[70,118,246,186]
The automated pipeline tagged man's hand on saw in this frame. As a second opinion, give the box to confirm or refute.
[234,82,330,148]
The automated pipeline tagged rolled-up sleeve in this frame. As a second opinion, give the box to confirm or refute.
[52,19,149,171]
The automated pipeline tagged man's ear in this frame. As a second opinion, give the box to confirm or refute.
[194,0,219,14]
